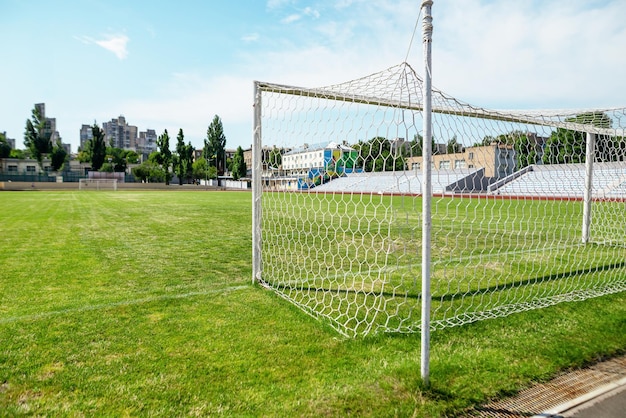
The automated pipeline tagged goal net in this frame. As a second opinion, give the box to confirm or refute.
[79,178,118,191]
[253,62,626,337]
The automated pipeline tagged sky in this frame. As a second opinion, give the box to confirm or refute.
[1,0,625,153]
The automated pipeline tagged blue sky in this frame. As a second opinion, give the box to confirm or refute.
[1,0,625,152]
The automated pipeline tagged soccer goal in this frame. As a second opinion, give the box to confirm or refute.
[252,59,626,339]
[79,178,118,191]
[252,12,626,343]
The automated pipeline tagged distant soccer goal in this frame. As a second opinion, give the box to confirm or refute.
[252,61,626,338]
[79,178,118,191]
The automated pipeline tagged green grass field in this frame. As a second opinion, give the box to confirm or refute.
[1,190,625,416]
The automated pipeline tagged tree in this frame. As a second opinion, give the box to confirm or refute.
[231,146,247,180]
[476,131,519,147]
[89,123,107,171]
[207,165,217,180]
[205,115,226,175]
[0,132,11,159]
[542,128,584,164]
[353,136,405,172]
[24,105,53,168]
[173,129,194,185]
[76,149,91,163]
[193,158,216,180]
[10,149,27,159]
[446,136,461,154]
[99,161,114,172]
[226,156,233,173]
[105,146,130,173]
[0,132,10,173]
[513,133,539,170]
[268,147,282,169]
[132,160,165,183]
[192,158,208,181]
[174,129,185,185]
[125,150,140,164]
[183,143,194,182]
[50,140,67,171]
[407,133,435,158]
[155,129,172,185]
[541,112,619,165]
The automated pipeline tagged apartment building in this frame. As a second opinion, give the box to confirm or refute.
[243,146,292,177]
[79,124,93,151]
[34,103,61,143]
[103,116,138,150]
[137,129,157,158]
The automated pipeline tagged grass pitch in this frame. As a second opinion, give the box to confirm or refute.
[0,190,625,416]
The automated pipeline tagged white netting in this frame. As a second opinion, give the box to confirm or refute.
[78,178,118,191]
[253,62,626,337]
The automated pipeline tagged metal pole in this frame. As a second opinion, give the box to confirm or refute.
[252,82,263,283]
[420,0,433,386]
[582,132,595,244]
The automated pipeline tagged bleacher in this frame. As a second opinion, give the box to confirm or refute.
[608,180,626,197]
[314,168,483,194]
[491,163,626,198]
[300,163,626,198]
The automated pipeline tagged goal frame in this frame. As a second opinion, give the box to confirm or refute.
[251,1,626,386]
[78,178,118,191]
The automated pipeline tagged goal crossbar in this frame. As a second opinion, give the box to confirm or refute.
[256,64,625,137]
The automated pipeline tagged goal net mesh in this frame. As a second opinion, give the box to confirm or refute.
[79,178,118,191]
[254,62,626,337]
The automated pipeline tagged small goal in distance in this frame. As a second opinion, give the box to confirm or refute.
[78,178,118,191]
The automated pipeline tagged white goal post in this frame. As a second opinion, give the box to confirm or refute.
[78,178,118,191]
[252,57,626,337]
[251,5,626,386]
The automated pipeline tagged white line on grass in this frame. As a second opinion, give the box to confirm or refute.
[0,285,249,325]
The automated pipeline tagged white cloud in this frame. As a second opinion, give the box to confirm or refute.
[77,33,129,60]
[281,13,301,24]
[106,0,626,151]
[95,34,129,60]
[242,33,260,42]
[432,0,626,108]
[303,7,320,19]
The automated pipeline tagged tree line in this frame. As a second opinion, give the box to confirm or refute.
[349,134,457,172]
[344,112,625,173]
[4,107,247,184]
[476,112,626,169]
[7,108,623,179]
[85,114,247,184]
[123,115,247,184]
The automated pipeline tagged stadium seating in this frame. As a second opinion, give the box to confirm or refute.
[492,163,626,198]
[314,169,482,194]
[311,163,626,199]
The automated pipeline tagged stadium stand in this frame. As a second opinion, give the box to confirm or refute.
[314,168,484,194]
[491,163,626,198]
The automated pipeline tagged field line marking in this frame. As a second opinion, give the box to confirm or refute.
[0,284,249,325]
